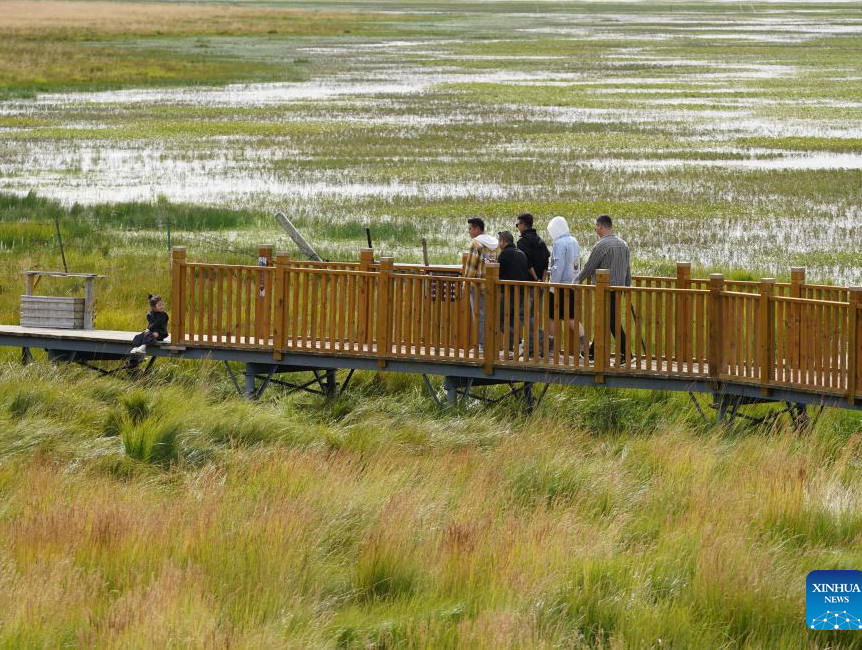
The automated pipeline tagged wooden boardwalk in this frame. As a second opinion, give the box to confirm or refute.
[0,247,859,415]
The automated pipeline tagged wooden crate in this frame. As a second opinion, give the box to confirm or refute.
[20,295,86,329]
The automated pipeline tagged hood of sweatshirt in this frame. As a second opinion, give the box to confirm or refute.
[474,233,498,249]
[547,216,571,242]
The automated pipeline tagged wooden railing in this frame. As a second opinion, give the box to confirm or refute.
[169,248,862,403]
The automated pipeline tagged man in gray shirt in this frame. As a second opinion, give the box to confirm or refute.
[577,215,630,363]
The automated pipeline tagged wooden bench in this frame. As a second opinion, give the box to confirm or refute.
[21,271,105,330]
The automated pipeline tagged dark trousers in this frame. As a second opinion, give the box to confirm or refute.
[590,291,628,362]
[499,288,542,356]
[132,331,159,347]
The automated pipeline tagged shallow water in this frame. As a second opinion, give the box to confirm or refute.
[1,0,860,282]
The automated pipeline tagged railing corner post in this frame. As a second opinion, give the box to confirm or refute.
[849,287,862,404]
[790,266,806,297]
[594,269,610,380]
[170,246,187,345]
[483,263,499,375]
[708,273,724,380]
[376,257,394,367]
[759,278,775,392]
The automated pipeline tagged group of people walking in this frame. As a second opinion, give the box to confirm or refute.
[462,212,631,361]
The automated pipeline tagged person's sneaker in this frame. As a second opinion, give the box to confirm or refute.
[130,345,147,355]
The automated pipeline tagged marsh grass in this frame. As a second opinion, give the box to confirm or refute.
[0,358,860,646]
[0,1,408,97]
[2,1,862,645]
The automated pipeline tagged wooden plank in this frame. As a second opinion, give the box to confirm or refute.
[20,317,81,329]
[377,259,394,363]
[274,212,323,261]
[393,276,404,356]
[193,265,202,344]
[346,273,356,352]
[848,289,861,402]
[708,276,724,379]
[775,299,785,384]
[759,280,774,390]
[646,286,654,371]
[560,286,571,367]
[20,303,85,315]
[207,267,215,345]
[812,302,822,387]
[510,285,522,363]
[328,274,338,349]
[176,253,187,345]
[20,295,84,306]
[593,271,609,379]
[308,273,320,350]
[214,268,223,345]
[694,291,704,373]
[422,278,436,356]
[483,264,499,374]
[244,270,253,346]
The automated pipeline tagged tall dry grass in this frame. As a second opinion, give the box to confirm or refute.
[0,362,860,647]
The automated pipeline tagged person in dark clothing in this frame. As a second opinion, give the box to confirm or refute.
[578,215,629,365]
[497,231,532,283]
[515,213,550,281]
[497,231,539,356]
[129,294,169,356]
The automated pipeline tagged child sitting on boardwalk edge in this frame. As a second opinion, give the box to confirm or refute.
[129,294,168,356]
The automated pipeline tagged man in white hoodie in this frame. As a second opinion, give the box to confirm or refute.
[547,216,585,358]
[463,217,499,348]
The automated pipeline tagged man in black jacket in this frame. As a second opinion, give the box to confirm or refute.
[497,231,538,357]
[515,213,550,281]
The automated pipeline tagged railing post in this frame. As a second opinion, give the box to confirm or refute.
[255,245,274,345]
[460,252,471,350]
[272,251,290,359]
[790,267,805,369]
[376,257,393,368]
[593,269,610,382]
[359,248,374,345]
[849,287,862,405]
[483,262,499,375]
[170,247,186,345]
[708,273,724,380]
[676,262,691,365]
[759,278,775,394]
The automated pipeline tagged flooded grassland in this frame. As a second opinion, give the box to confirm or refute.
[0,0,860,282]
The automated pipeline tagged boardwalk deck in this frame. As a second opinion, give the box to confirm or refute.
[1,248,859,414]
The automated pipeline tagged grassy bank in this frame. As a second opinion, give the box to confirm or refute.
[0,0,406,97]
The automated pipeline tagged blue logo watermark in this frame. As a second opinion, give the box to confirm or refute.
[807,570,862,630]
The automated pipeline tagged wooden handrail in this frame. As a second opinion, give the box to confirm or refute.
[166,250,861,397]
